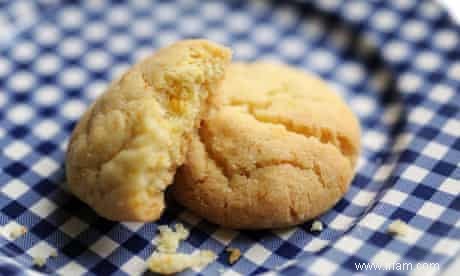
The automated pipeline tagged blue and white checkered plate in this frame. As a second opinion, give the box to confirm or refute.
[0,0,459,275]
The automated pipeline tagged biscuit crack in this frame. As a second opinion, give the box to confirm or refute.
[228,101,355,166]
[312,163,327,190]
[254,160,307,172]
[289,202,299,221]
[199,125,331,193]
[198,129,233,182]
[250,112,353,164]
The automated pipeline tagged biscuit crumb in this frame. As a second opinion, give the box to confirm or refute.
[148,224,216,274]
[1,223,27,240]
[387,219,409,237]
[148,250,216,274]
[33,256,47,267]
[226,247,241,264]
[156,223,190,253]
[310,220,323,232]
[32,250,58,268]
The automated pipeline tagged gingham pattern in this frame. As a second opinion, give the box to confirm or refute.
[0,0,459,275]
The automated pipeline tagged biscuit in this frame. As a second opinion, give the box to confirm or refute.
[172,62,361,229]
[66,40,231,221]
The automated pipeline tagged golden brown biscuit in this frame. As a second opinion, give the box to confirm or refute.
[66,40,231,221]
[172,62,361,229]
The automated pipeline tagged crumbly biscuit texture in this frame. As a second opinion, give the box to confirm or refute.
[1,223,27,240]
[156,223,189,253]
[148,223,215,274]
[310,220,324,232]
[226,248,241,264]
[148,251,216,274]
[66,40,231,221]
[173,62,361,229]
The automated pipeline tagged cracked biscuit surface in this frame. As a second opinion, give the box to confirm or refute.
[172,62,361,229]
[66,40,231,221]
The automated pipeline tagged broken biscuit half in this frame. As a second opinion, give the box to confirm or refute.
[173,62,360,229]
[66,40,231,221]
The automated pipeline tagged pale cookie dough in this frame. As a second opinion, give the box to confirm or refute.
[148,251,216,274]
[172,62,361,229]
[66,40,231,221]
[155,223,189,253]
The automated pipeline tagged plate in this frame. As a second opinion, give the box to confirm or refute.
[0,0,459,275]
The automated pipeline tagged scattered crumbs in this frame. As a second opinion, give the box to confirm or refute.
[156,223,190,253]
[310,220,323,232]
[32,250,58,268]
[148,250,216,274]
[33,256,47,267]
[1,223,27,240]
[226,247,241,265]
[148,223,217,274]
[387,219,409,237]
